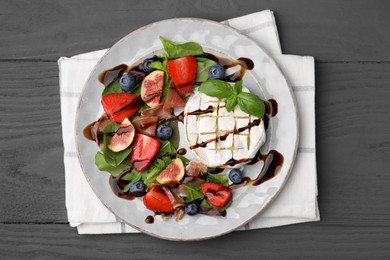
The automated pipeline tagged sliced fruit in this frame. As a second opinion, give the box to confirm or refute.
[101,93,141,123]
[163,87,186,110]
[143,185,173,213]
[132,116,158,137]
[140,70,164,107]
[201,182,232,208]
[108,118,135,152]
[130,133,160,172]
[156,158,185,186]
[167,56,197,91]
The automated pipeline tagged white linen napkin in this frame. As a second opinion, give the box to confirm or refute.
[58,10,319,234]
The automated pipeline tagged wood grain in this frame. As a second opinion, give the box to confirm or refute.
[1,0,390,61]
[0,224,389,259]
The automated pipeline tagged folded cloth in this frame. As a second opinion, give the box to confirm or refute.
[58,10,319,234]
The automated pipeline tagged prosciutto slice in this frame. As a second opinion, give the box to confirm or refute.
[162,186,185,209]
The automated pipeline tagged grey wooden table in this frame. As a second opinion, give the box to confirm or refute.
[1,0,390,259]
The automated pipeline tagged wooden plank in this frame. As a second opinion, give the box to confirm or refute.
[0,61,67,222]
[1,0,390,61]
[0,224,389,259]
[1,60,389,226]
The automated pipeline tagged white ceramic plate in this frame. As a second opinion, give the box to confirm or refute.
[75,18,298,241]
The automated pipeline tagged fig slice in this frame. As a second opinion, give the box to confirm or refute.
[108,118,135,152]
[140,70,164,108]
[156,158,185,186]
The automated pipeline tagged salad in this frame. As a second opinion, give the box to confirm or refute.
[84,37,267,221]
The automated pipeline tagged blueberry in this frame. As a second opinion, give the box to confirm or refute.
[119,74,136,92]
[208,64,225,80]
[228,169,243,184]
[129,181,146,197]
[184,203,199,216]
[156,124,173,140]
[140,58,155,73]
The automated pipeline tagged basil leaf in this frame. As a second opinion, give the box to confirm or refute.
[200,198,214,209]
[160,37,203,59]
[233,80,243,94]
[103,134,132,167]
[102,78,123,96]
[177,154,190,163]
[206,173,229,186]
[182,183,204,202]
[157,140,177,157]
[195,57,217,82]
[198,80,233,98]
[95,152,130,177]
[225,95,237,112]
[103,122,119,134]
[237,92,265,118]
[130,82,142,96]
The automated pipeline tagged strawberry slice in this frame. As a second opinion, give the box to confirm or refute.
[143,185,173,213]
[130,133,160,172]
[201,182,232,208]
[101,93,141,123]
[167,56,197,93]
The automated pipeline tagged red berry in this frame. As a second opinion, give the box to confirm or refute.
[101,93,141,123]
[201,182,232,208]
[130,133,160,172]
[167,56,197,93]
[143,185,173,213]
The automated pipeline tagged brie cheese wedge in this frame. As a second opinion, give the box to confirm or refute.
[184,89,266,168]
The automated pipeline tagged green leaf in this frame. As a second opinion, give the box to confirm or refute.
[198,80,234,98]
[177,154,190,163]
[237,92,265,118]
[95,152,130,177]
[157,140,177,157]
[130,82,142,96]
[195,57,217,82]
[206,173,229,186]
[200,198,214,209]
[144,167,163,188]
[150,53,168,72]
[233,80,243,94]
[102,78,124,96]
[150,62,166,73]
[160,37,203,59]
[103,134,132,167]
[182,183,204,202]
[103,122,119,134]
[225,95,237,112]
